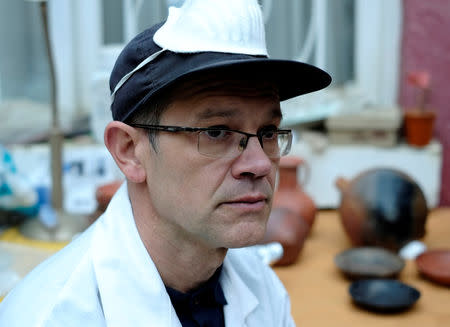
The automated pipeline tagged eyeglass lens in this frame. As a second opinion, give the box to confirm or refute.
[197,130,291,158]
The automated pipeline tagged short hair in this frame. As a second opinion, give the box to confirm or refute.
[125,88,173,150]
[125,72,280,151]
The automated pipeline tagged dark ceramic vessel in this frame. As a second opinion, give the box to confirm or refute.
[336,168,428,252]
[335,246,405,279]
[349,279,421,312]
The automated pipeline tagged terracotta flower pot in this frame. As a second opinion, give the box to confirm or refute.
[404,110,435,147]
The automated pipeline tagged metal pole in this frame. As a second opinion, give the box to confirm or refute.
[20,0,89,242]
[40,1,64,211]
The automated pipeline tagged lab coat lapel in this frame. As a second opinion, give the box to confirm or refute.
[221,255,259,327]
[91,183,181,327]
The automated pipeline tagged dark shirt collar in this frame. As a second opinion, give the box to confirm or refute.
[165,265,227,327]
[166,265,227,311]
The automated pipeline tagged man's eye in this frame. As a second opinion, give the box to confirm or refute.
[204,129,230,139]
[260,127,278,140]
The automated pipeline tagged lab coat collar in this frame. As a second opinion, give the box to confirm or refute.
[91,183,181,327]
[221,255,259,326]
[91,182,259,326]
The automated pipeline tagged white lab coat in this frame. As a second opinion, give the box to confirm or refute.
[0,183,295,327]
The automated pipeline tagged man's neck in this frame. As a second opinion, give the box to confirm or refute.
[129,183,227,293]
[151,244,226,293]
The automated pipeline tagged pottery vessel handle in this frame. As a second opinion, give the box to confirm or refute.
[335,177,350,193]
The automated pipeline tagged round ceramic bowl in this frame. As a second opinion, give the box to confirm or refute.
[349,279,421,312]
[416,249,450,286]
[335,246,405,279]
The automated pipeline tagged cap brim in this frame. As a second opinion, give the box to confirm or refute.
[173,56,332,101]
[135,52,332,121]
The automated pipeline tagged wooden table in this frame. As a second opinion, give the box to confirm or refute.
[2,209,449,325]
[273,208,450,326]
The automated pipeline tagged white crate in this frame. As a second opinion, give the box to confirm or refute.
[326,107,402,147]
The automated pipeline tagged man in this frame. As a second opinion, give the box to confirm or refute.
[0,0,330,326]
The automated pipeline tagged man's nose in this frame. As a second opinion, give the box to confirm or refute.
[231,136,273,179]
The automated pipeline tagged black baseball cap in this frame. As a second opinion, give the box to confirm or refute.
[110,20,331,122]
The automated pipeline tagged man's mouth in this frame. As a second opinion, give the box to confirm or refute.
[220,194,268,210]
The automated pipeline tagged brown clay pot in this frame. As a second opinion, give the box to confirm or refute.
[272,155,316,228]
[404,110,435,147]
[261,207,310,266]
[96,181,123,209]
[336,168,428,252]
[89,180,123,223]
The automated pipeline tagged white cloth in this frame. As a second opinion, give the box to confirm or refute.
[0,183,295,326]
[153,0,268,55]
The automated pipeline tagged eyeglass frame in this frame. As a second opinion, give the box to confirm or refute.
[129,123,293,158]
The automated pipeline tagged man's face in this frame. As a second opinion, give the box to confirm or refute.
[141,81,282,250]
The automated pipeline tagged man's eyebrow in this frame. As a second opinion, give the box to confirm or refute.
[195,107,283,121]
[195,108,238,120]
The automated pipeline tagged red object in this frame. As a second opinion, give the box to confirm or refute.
[262,207,310,266]
[95,180,123,210]
[89,180,123,224]
[407,71,430,89]
[272,156,316,228]
[404,110,436,147]
[259,155,316,266]
[416,249,450,286]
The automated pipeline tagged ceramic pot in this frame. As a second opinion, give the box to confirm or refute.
[89,180,123,223]
[415,249,450,286]
[273,155,316,228]
[261,207,310,266]
[404,110,435,147]
[336,168,428,252]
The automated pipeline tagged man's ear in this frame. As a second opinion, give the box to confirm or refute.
[104,121,147,183]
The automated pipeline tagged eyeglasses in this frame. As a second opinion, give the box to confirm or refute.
[129,124,292,159]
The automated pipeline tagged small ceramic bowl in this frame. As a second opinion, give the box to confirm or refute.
[349,279,421,312]
[335,246,405,279]
[416,249,450,286]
